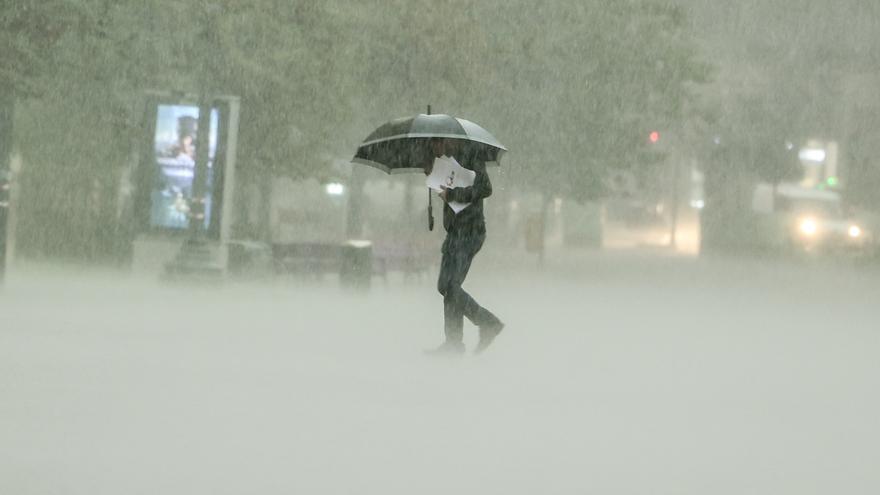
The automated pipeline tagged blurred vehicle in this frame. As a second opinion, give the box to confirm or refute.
[752,183,872,256]
[603,198,670,248]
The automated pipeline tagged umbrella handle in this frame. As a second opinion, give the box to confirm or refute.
[428,188,434,231]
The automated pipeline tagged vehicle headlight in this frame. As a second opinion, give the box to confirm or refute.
[848,225,862,238]
[799,217,818,236]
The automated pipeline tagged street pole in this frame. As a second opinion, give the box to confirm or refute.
[190,1,220,239]
[0,172,9,283]
[0,92,14,283]
[426,104,433,231]
[669,158,680,249]
[189,97,212,237]
[164,3,219,280]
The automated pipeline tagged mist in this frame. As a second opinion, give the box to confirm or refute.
[2,1,880,494]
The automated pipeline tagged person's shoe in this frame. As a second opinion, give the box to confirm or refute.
[423,340,466,357]
[474,322,504,354]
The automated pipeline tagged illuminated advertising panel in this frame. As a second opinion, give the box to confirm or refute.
[150,104,219,230]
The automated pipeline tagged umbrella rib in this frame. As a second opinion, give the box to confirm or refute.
[351,157,392,174]
[351,157,431,175]
[359,133,507,150]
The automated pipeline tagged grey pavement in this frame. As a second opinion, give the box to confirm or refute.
[2,250,879,494]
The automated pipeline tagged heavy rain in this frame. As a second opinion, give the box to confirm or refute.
[2,1,880,493]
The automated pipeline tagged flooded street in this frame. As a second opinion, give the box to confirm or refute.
[3,251,879,494]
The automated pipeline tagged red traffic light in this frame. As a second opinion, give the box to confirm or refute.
[649,131,660,144]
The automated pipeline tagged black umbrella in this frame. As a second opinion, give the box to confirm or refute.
[352,110,507,231]
[352,113,507,174]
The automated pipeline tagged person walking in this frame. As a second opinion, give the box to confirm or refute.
[423,138,504,356]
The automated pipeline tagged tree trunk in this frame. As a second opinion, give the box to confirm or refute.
[257,169,273,242]
[346,166,366,239]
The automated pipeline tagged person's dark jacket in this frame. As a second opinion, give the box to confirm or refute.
[442,157,492,236]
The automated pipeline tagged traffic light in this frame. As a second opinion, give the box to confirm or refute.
[649,131,660,144]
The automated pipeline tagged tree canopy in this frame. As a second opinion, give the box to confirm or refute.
[2,0,711,258]
[5,0,710,180]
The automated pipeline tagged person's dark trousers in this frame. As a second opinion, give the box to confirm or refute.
[437,230,501,343]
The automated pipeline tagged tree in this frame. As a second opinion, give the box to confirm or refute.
[3,0,713,261]
[4,1,369,254]
[467,1,710,204]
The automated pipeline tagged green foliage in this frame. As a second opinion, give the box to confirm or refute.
[3,0,711,259]
[691,0,879,190]
[0,1,83,96]
[6,0,709,181]
[477,0,711,202]
[714,95,801,186]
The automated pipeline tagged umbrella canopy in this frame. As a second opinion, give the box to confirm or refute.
[353,113,507,174]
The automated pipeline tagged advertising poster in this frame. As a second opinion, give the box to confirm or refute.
[150,104,219,230]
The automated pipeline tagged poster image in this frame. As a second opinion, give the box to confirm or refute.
[149,104,219,230]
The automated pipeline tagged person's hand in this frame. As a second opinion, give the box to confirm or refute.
[439,186,449,202]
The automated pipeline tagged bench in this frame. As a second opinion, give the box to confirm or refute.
[371,242,434,281]
[272,241,435,281]
[272,242,343,278]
